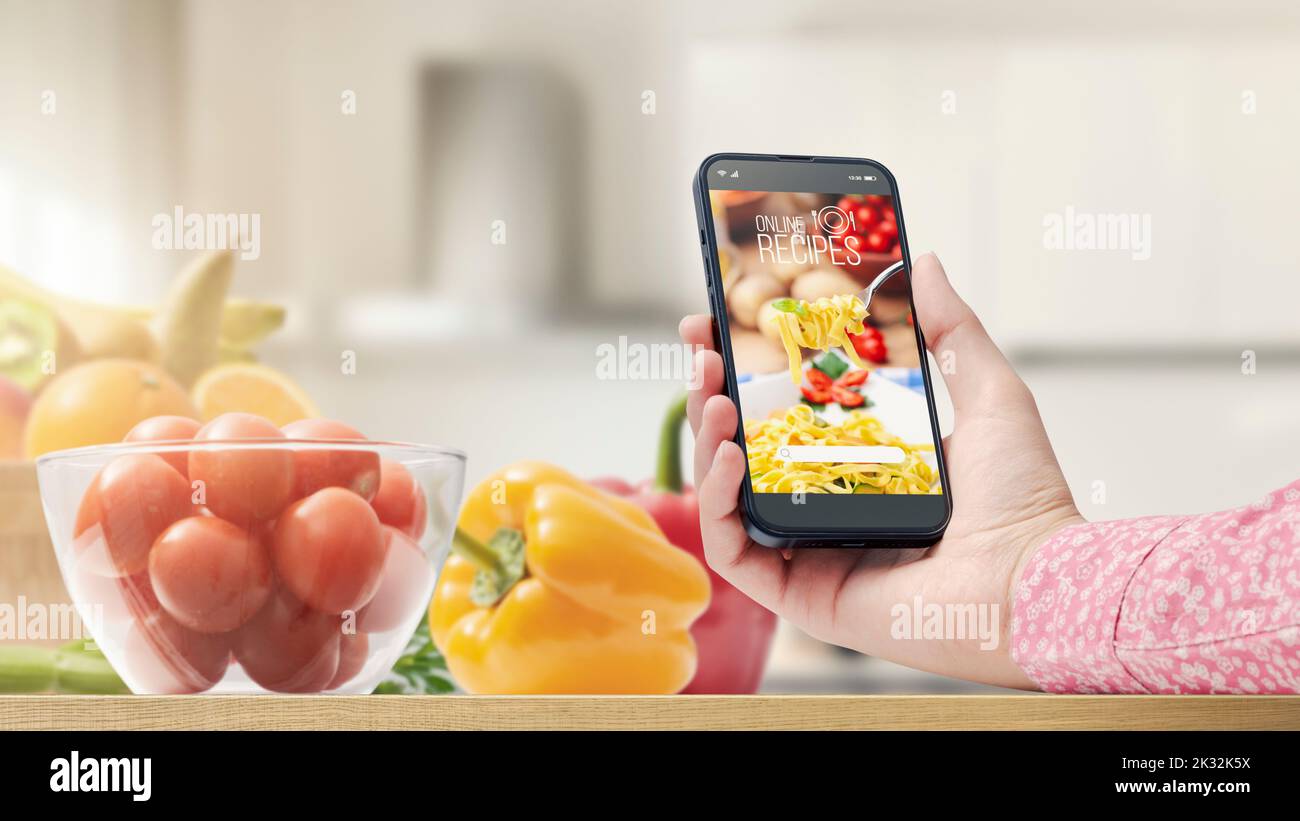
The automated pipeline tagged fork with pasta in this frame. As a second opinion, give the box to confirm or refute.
[765,260,905,384]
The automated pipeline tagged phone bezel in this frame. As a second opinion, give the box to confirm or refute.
[692,152,952,548]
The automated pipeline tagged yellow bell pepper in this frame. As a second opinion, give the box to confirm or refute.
[429,461,711,694]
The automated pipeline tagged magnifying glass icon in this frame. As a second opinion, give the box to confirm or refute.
[779,447,791,459]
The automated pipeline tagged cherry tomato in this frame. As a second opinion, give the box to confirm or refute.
[840,233,864,255]
[800,385,833,404]
[66,525,161,622]
[328,631,369,690]
[854,205,880,231]
[282,418,381,502]
[865,194,886,206]
[369,459,428,539]
[233,586,340,692]
[864,231,891,253]
[850,329,889,364]
[835,196,858,215]
[272,487,386,614]
[358,526,434,633]
[124,416,201,477]
[124,608,231,693]
[806,369,833,391]
[149,517,273,634]
[188,413,294,528]
[74,454,193,576]
[875,221,898,243]
[836,369,869,387]
[831,385,865,407]
[861,336,888,364]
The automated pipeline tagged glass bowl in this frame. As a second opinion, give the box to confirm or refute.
[35,439,465,695]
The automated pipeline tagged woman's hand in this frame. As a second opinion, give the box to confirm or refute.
[681,252,1083,688]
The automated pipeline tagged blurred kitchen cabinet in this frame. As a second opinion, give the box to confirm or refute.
[416,64,584,321]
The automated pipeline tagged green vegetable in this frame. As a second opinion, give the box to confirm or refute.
[770,298,808,317]
[812,351,848,379]
[0,640,127,694]
[372,616,454,694]
[0,645,56,693]
[54,641,128,694]
[799,399,826,412]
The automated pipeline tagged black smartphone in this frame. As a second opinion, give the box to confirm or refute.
[693,153,951,548]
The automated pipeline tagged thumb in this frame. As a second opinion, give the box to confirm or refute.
[909,252,1023,411]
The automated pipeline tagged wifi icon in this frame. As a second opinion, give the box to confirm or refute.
[716,169,728,176]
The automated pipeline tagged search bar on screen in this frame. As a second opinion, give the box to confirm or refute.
[777,445,906,465]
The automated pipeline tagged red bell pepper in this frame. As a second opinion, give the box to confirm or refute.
[591,394,777,694]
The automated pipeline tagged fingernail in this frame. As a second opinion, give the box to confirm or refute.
[711,442,729,469]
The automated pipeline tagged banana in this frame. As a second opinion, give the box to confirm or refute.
[152,250,233,388]
[0,257,285,386]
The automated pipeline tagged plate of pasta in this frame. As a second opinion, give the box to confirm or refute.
[737,354,941,495]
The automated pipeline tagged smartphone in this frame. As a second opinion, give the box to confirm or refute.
[693,153,951,548]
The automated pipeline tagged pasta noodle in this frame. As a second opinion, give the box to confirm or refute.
[745,404,940,495]
[766,295,869,384]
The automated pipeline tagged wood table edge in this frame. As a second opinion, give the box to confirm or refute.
[2,694,1298,730]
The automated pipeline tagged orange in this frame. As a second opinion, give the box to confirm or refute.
[24,359,198,458]
[191,362,319,427]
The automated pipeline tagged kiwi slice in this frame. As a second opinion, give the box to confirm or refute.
[0,299,63,390]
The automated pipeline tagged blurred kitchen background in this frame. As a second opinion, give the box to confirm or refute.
[2,0,1298,693]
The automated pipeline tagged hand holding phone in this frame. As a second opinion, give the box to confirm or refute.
[681,252,1083,689]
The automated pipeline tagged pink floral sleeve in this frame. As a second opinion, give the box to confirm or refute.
[1011,479,1300,694]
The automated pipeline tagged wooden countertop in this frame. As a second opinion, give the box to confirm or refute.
[3,694,1298,730]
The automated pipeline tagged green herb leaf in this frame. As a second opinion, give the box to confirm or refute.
[811,351,849,379]
[771,298,808,317]
[372,615,456,695]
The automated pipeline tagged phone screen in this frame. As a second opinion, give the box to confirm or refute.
[699,156,949,540]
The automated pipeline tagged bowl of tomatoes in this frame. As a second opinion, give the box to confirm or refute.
[34,413,466,695]
[826,194,903,285]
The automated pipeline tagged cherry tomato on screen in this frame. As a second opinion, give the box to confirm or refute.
[854,205,880,231]
[233,587,341,692]
[800,385,833,404]
[281,418,381,501]
[328,632,370,690]
[369,459,428,540]
[851,329,889,364]
[840,234,864,256]
[125,608,231,694]
[188,413,294,528]
[865,194,886,206]
[272,487,386,615]
[875,221,898,243]
[124,415,201,477]
[864,231,892,253]
[830,385,865,408]
[74,454,192,576]
[806,369,833,391]
[358,526,434,634]
[836,369,869,387]
[149,517,273,634]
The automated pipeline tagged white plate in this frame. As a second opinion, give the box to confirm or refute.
[738,353,937,457]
